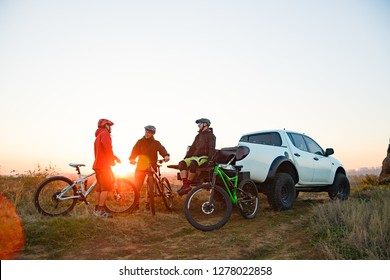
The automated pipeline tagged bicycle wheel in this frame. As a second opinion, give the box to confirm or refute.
[237,179,259,219]
[148,176,156,215]
[184,184,232,231]
[105,178,138,213]
[158,177,173,210]
[34,176,77,216]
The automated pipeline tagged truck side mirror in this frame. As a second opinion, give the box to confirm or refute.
[325,148,334,156]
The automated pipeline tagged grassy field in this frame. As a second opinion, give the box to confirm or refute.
[0,169,389,260]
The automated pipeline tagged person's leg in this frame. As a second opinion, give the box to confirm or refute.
[98,191,109,207]
[94,169,114,218]
[187,160,198,182]
[134,170,147,210]
[180,169,188,182]
[178,160,197,196]
[94,172,102,214]
[95,191,100,208]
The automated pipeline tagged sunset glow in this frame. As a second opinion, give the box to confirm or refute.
[112,162,134,177]
[0,0,389,175]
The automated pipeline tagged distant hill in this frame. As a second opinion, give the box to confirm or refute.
[347,167,381,176]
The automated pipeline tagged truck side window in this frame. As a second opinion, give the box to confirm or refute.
[288,133,308,152]
[303,136,324,155]
[241,132,282,146]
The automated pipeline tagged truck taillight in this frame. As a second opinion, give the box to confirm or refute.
[236,146,250,161]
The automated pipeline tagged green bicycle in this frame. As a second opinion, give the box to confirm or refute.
[184,146,259,231]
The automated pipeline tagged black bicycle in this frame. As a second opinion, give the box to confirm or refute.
[145,159,174,215]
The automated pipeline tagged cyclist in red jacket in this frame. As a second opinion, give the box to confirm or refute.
[93,119,121,218]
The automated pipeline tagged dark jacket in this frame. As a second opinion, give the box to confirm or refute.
[93,128,116,170]
[185,128,216,159]
[129,136,169,171]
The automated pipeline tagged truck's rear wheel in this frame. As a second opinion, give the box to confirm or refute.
[267,173,295,211]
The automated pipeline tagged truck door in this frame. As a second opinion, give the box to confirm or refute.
[287,133,314,183]
[303,136,333,184]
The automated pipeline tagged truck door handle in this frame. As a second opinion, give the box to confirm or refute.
[313,157,319,161]
[294,153,301,157]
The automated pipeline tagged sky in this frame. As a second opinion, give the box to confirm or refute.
[0,0,389,176]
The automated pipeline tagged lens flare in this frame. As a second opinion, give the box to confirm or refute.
[0,193,24,259]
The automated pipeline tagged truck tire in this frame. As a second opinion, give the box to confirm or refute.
[328,173,350,200]
[267,172,295,211]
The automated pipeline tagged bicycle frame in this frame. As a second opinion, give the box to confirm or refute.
[211,165,239,204]
[57,172,97,202]
[145,161,165,193]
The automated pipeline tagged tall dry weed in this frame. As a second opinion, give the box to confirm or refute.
[311,186,390,259]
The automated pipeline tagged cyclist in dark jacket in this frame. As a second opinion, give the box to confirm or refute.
[129,125,170,211]
[177,118,216,196]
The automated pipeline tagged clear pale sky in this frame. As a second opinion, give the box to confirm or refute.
[0,0,389,175]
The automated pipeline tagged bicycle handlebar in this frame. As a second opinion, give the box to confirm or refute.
[130,159,168,165]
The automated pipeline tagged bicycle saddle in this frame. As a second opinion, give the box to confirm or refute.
[69,163,86,168]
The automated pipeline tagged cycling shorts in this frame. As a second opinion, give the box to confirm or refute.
[95,169,114,192]
[183,156,208,167]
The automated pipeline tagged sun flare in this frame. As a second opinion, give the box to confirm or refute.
[112,162,134,177]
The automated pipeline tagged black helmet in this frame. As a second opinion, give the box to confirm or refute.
[195,118,211,126]
[144,125,156,133]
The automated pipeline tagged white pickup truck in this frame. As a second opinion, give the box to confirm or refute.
[236,129,350,211]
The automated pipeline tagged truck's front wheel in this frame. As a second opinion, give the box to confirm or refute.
[328,173,350,200]
[267,173,295,211]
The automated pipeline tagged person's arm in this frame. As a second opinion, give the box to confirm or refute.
[207,133,216,159]
[185,136,197,158]
[158,142,170,162]
[101,132,117,165]
[129,140,140,164]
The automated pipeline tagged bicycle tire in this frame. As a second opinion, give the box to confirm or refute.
[184,184,232,231]
[148,176,156,215]
[34,176,78,216]
[158,177,173,210]
[237,179,259,219]
[104,178,139,213]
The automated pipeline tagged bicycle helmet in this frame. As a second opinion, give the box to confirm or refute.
[195,118,211,126]
[144,125,156,133]
[98,119,114,128]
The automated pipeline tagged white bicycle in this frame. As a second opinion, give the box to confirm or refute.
[34,163,138,216]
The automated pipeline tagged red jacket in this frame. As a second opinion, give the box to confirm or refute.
[93,128,116,170]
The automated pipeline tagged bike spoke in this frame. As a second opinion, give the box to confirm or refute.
[105,178,138,213]
[185,185,232,231]
[34,176,77,216]
[237,179,259,219]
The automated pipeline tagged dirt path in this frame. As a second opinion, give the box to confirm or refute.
[17,193,329,260]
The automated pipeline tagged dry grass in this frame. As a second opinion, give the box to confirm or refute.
[311,185,390,259]
[1,169,389,260]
